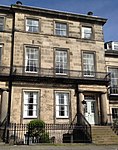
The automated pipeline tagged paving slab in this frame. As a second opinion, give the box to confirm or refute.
[0,144,118,150]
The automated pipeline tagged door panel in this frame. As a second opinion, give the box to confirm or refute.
[84,96,96,125]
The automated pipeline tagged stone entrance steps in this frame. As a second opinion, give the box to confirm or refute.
[92,126,118,145]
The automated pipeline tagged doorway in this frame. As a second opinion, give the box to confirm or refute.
[84,95,96,125]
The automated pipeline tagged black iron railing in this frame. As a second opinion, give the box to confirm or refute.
[0,65,110,82]
[112,119,118,135]
[5,123,72,144]
[109,87,118,95]
[4,122,93,145]
[11,66,109,80]
[77,113,92,142]
[68,113,92,143]
[107,114,118,135]
[0,116,7,142]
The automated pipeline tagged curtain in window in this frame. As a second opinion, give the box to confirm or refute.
[25,47,38,73]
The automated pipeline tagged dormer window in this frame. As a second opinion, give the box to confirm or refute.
[82,26,92,39]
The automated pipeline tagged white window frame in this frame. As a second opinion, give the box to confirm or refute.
[0,17,4,31]
[55,92,69,118]
[26,18,39,33]
[83,52,95,77]
[82,27,92,39]
[108,68,118,87]
[23,91,39,118]
[55,49,68,75]
[113,42,118,50]
[55,22,67,36]
[108,68,118,95]
[25,47,39,73]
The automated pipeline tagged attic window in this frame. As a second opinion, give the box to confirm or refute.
[55,22,67,36]
[26,19,39,33]
[82,26,92,39]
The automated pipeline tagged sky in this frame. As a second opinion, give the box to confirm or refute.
[0,0,118,42]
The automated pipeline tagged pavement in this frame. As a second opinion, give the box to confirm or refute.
[0,144,118,150]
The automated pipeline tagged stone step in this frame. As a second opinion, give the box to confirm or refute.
[91,126,118,144]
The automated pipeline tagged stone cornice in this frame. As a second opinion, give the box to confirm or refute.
[0,4,107,25]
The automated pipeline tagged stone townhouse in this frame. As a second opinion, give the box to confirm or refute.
[0,2,117,131]
[105,41,118,122]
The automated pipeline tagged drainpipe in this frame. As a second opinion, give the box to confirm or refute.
[75,84,80,124]
[6,5,15,133]
[75,84,83,125]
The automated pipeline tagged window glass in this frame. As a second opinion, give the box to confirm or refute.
[83,52,95,77]
[55,50,68,75]
[108,68,118,94]
[26,19,39,33]
[108,68,118,86]
[23,91,38,118]
[82,27,92,39]
[55,22,67,36]
[25,47,39,73]
[55,93,69,118]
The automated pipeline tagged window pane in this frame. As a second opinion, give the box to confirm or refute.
[55,92,69,118]
[24,91,38,118]
[59,106,65,116]
[55,50,67,74]
[83,53,95,77]
[109,68,118,86]
[55,23,67,36]
[26,19,39,32]
[82,27,92,39]
[25,47,39,73]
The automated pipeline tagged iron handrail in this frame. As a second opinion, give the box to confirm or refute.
[68,113,92,142]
